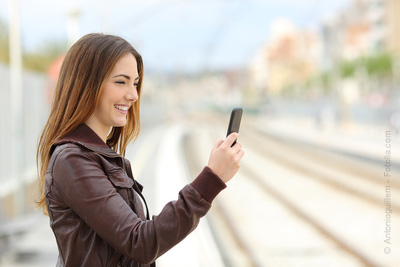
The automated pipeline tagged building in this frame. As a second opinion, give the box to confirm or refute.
[251,19,320,95]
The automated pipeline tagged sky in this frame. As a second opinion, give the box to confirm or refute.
[1,0,350,73]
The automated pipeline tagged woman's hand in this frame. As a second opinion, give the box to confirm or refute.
[207,133,244,183]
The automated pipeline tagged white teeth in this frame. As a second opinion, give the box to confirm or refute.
[115,105,129,111]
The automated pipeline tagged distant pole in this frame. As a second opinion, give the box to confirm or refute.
[67,6,81,47]
[101,0,111,33]
[9,0,24,217]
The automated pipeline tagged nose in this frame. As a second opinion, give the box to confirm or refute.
[126,85,139,103]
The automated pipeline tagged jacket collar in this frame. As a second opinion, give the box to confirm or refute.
[54,124,121,158]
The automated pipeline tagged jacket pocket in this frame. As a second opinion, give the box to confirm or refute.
[107,167,147,220]
[106,167,138,214]
[107,167,134,189]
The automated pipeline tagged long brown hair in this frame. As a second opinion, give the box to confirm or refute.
[37,33,144,214]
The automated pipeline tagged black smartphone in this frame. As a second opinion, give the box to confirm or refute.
[226,108,243,146]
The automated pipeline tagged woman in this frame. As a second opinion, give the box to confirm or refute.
[37,33,244,267]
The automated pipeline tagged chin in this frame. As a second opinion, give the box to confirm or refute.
[113,120,128,128]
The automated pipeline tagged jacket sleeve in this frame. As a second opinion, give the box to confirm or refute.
[51,146,226,264]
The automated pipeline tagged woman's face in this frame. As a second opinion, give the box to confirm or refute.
[87,53,139,135]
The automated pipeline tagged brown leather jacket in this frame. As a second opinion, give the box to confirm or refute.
[45,124,226,267]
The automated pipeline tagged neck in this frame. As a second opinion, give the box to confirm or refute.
[84,119,110,143]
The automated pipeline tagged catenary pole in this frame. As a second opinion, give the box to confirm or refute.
[9,0,24,217]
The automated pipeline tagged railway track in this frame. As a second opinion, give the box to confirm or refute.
[1,116,397,267]
[182,114,400,267]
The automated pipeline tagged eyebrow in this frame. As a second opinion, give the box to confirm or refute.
[112,74,140,80]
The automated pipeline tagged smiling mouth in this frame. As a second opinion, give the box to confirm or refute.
[114,105,129,111]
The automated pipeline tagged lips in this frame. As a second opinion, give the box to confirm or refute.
[114,105,129,111]
[114,105,130,115]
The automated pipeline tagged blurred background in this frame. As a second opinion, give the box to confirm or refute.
[0,0,399,266]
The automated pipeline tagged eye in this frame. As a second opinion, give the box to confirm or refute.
[134,83,139,87]
[116,81,125,85]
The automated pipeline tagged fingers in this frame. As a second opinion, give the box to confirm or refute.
[222,132,239,148]
[231,141,244,160]
[235,147,245,161]
[208,135,244,183]
[221,133,243,155]
[213,139,224,150]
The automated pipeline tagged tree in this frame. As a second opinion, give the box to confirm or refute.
[0,20,9,63]
[23,40,67,72]
[0,18,67,73]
